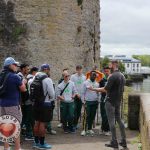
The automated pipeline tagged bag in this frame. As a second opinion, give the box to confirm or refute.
[30,75,48,104]
[60,82,69,96]
[0,70,11,97]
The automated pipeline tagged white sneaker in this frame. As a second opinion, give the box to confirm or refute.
[81,130,86,136]
[99,130,104,135]
[50,129,57,135]
[57,123,62,128]
[104,131,111,136]
[87,130,95,135]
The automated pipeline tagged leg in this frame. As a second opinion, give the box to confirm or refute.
[60,102,68,131]
[34,121,40,144]
[105,101,118,148]
[25,105,34,137]
[14,136,21,150]
[101,101,110,132]
[68,102,75,131]
[86,102,92,130]
[74,97,82,127]
[115,104,127,147]
[90,102,98,130]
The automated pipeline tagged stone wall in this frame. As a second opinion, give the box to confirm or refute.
[128,93,150,150]
[0,0,100,80]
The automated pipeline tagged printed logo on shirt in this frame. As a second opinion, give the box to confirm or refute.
[75,79,83,85]
[0,115,21,143]
[64,88,70,93]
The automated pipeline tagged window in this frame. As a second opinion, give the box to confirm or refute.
[127,64,129,67]
[133,69,135,71]
[133,64,135,67]
[137,64,139,67]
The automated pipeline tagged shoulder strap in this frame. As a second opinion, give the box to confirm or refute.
[0,72,11,90]
[60,82,69,96]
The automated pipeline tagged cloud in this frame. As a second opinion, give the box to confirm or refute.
[101,0,150,55]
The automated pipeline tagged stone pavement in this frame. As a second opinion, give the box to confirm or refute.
[0,122,139,150]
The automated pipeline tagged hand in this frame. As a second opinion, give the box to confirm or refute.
[58,96,64,101]
[87,86,93,90]
[82,100,86,105]
[23,79,27,84]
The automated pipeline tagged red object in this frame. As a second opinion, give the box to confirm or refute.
[0,123,16,137]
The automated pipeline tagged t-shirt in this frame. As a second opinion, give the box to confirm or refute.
[0,72,22,107]
[104,70,125,106]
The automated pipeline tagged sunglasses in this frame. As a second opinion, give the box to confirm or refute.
[64,75,70,78]
[12,64,18,67]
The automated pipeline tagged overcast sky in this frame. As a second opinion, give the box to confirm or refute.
[100,0,150,57]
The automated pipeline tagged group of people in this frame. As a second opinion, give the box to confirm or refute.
[0,57,127,150]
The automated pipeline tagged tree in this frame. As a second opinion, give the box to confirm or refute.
[118,61,125,73]
[100,56,110,69]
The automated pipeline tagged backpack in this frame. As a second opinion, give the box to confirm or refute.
[18,73,30,103]
[30,75,48,104]
[0,70,11,97]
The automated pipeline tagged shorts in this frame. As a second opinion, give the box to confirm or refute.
[33,106,52,122]
[0,105,22,123]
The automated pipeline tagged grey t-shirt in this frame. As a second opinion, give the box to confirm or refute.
[104,70,125,106]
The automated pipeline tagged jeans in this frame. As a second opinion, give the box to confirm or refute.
[105,101,126,142]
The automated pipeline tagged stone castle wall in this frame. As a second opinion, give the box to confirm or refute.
[0,0,100,80]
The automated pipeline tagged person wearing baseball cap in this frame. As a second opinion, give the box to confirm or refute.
[0,57,26,150]
[4,57,19,68]
[33,63,55,149]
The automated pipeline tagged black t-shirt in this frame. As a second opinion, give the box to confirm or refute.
[104,70,125,106]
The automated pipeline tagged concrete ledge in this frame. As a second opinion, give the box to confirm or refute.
[128,93,150,150]
[140,94,150,150]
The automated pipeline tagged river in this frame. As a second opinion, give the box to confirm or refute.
[131,76,150,93]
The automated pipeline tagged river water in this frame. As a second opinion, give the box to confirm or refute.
[131,76,150,93]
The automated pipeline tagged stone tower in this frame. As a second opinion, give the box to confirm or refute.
[0,0,100,80]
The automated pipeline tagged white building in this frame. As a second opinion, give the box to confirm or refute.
[105,55,141,74]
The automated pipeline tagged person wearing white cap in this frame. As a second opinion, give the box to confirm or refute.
[0,57,26,150]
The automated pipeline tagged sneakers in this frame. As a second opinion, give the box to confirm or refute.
[105,140,119,149]
[81,130,86,136]
[57,123,62,128]
[47,129,57,135]
[33,142,40,148]
[64,128,69,134]
[36,143,52,149]
[119,139,127,148]
[86,130,95,136]
[104,131,111,136]
[25,136,34,141]
[69,128,76,133]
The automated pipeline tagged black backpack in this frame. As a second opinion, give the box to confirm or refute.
[0,70,11,97]
[30,75,48,104]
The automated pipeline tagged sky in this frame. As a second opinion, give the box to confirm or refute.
[100,0,150,57]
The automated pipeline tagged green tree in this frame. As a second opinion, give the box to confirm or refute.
[100,57,110,69]
[133,55,150,67]
[118,61,125,73]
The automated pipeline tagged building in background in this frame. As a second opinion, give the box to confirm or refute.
[106,55,141,74]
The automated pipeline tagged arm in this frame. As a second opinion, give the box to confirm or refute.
[88,86,107,93]
[45,78,55,99]
[72,82,78,98]
[81,82,87,103]
[56,85,65,101]
[19,82,26,92]
[15,74,26,92]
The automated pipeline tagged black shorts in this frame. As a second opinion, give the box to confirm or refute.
[33,106,52,122]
